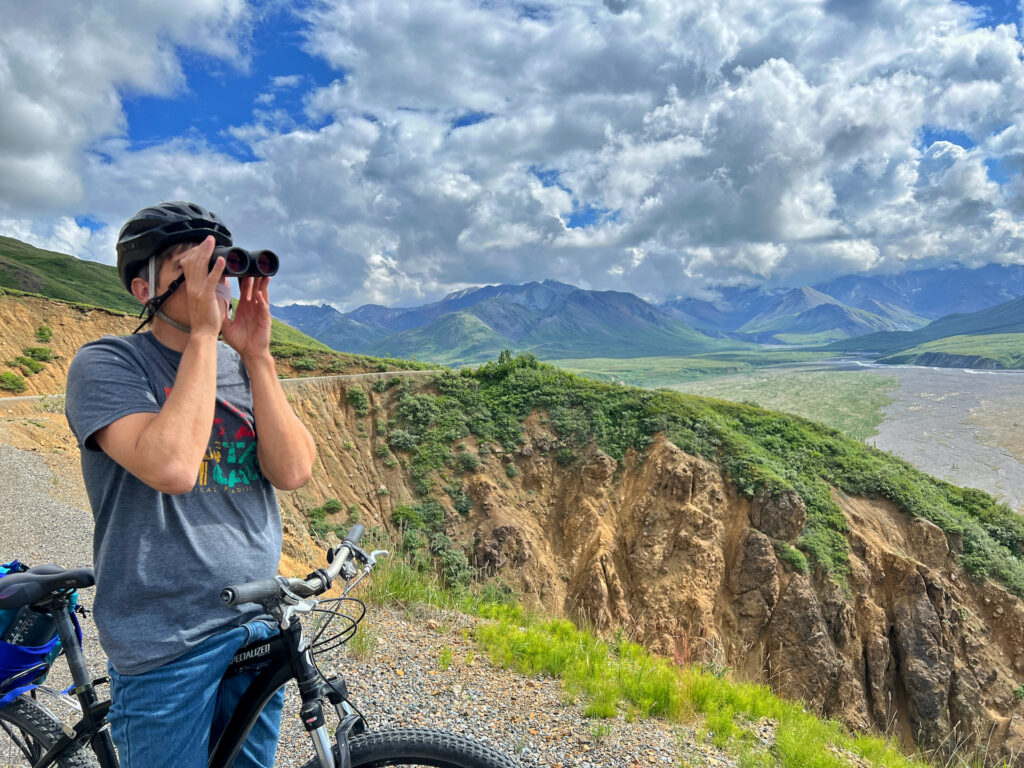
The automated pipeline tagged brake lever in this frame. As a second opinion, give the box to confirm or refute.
[327,542,370,565]
[339,550,390,598]
[272,577,318,630]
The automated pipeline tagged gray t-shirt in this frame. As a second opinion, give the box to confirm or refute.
[65,332,281,675]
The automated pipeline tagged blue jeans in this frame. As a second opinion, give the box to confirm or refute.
[108,620,285,768]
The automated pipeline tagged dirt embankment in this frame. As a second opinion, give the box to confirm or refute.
[284,379,1024,764]
[0,294,138,396]
[6,295,1024,764]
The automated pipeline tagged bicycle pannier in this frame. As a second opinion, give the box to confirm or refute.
[0,560,81,708]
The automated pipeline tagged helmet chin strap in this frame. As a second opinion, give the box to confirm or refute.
[132,256,231,335]
[132,256,191,334]
[155,309,191,334]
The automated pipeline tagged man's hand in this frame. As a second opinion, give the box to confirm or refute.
[220,271,315,490]
[179,237,228,338]
[222,275,273,362]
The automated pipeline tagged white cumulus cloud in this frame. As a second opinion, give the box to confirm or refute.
[2,0,1024,307]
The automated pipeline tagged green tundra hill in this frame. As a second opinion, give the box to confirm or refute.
[0,235,331,351]
[877,333,1024,368]
[828,294,1024,365]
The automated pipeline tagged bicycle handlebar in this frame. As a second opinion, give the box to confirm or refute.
[220,578,280,606]
[220,523,366,607]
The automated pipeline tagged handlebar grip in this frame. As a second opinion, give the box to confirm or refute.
[343,524,365,546]
[220,578,280,607]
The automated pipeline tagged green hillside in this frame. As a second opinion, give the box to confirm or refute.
[0,235,331,350]
[830,295,1024,356]
[519,299,734,358]
[369,311,511,365]
[878,333,1024,368]
[0,235,140,313]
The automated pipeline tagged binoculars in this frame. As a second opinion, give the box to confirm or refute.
[210,246,279,278]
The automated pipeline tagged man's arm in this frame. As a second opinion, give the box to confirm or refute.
[93,239,229,495]
[93,333,219,495]
[224,274,316,490]
[245,351,316,490]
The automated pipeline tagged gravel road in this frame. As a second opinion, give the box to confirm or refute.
[0,440,735,768]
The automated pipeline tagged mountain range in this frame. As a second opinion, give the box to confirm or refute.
[273,264,1024,361]
[659,265,1024,343]
[273,280,738,365]
[4,232,1024,368]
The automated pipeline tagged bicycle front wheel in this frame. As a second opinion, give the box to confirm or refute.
[301,727,520,768]
[0,696,98,768]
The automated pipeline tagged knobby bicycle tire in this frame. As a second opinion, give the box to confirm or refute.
[0,697,98,768]
[299,726,521,768]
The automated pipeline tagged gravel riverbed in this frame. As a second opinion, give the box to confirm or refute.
[0,440,740,767]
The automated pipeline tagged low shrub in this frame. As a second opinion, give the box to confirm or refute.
[458,451,480,472]
[389,429,419,452]
[0,372,27,393]
[308,498,345,539]
[774,541,809,574]
[12,356,44,375]
[348,387,370,416]
[22,346,53,362]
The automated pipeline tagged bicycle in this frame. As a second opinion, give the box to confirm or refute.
[0,524,521,768]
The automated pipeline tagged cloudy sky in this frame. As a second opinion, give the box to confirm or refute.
[2,0,1024,308]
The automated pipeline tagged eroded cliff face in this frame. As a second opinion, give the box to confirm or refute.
[0,294,138,396]
[273,383,1024,764]
[454,423,1024,764]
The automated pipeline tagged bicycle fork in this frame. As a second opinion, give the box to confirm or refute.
[295,646,363,768]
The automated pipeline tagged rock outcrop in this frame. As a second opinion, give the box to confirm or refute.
[452,426,1024,764]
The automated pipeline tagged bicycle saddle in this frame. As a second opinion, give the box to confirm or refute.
[0,564,95,610]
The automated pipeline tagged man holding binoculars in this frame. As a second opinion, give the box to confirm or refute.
[64,201,316,767]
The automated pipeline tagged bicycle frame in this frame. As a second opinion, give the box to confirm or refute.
[210,620,331,768]
[29,597,363,768]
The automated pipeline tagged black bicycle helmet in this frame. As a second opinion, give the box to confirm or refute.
[116,201,232,291]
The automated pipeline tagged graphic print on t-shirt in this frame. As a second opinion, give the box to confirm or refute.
[164,387,263,493]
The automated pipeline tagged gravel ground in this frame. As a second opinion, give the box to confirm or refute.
[0,440,745,767]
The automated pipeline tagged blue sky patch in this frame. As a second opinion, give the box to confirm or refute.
[985,157,1011,185]
[567,203,615,229]
[918,126,977,150]
[962,0,1021,27]
[531,166,565,189]
[451,112,494,130]
[121,7,337,162]
[74,215,105,231]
